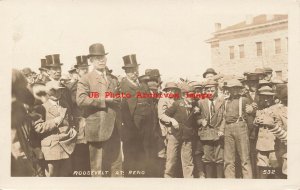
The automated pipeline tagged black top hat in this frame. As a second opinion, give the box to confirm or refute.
[203,68,217,78]
[75,55,89,68]
[45,54,63,67]
[39,59,48,71]
[87,43,108,58]
[122,54,140,69]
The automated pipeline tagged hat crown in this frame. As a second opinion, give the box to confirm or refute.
[75,55,89,67]
[45,54,62,67]
[224,79,243,88]
[258,86,275,95]
[89,43,107,56]
[164,82,178,89]
[205,79,218,87]
[203,68,217,78]
[263,67,273,73]
[40,59,47,67]
[22,67,32,75]
[123,54,138,65]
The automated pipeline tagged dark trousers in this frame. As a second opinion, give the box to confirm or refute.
[72,143,91,177]
[224,121,252,178]
[88,126,122,177]
[45,158,72,177]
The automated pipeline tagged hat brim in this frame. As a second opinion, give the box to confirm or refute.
[87,53,109,58]
[74,65,90,69]
[163,87,180,91]
[48,64,63,67]
[122,64,140,69]
[39,67,48,71]
[203,71,217,78]
[259,92,276,96]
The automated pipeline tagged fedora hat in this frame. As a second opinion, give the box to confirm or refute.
[39,59,48,71]
[75,55,89,68]
[203,68,217,78]
[122,54,140,69]
[179,83,194,93]
[163,82,180,91]
[87,43,108,58]
[45,54,63,67]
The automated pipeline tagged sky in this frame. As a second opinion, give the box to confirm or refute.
[2,0,291,82]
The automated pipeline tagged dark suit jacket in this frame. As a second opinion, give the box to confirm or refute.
[76,69,120,142]
[198,98,224,139]
[244,91,260,140]
[165,99,196,141]
[119,77,153,141]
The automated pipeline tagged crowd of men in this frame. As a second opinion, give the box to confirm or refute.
[11,43,287,178]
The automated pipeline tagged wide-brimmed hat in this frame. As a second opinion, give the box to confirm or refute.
[203,68,217,78]
[258,86,275,96]
[45,54,63,67]
[163,82,180,91]
[39,59,48,71]
[75,55,89,68]
[122,54,140,69]
[87,43,108,58]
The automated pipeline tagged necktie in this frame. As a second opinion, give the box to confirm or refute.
[210,100,215,116]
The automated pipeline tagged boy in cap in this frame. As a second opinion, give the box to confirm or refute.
[197,80,225,178]
[222,79,253,178]
[164,83,197,178]
[33,80,77,176]
[253,86,286,178]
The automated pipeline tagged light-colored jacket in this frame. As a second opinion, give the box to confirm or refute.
[157,97,174,137]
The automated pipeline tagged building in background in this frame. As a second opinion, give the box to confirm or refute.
[206,14,288,79]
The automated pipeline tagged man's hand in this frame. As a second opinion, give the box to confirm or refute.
[217,131,224,137]
[245,104,254,113]
[200,119,208,127]
[170,118,179,129]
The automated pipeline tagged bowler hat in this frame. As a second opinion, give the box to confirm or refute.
[87,43,108,58]
[39,59,48,71]
[258,86,275,96]
[163,82,180,91]
[244,72,260,81]
[45,54,63,67]
[75,55,89,68]
[122,54,140,69]
[203,68,217,78]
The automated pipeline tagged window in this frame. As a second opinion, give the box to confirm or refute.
[239,44,245,58]
[275,38,281,54]
[229,46,234,59]
[256,42,262,56]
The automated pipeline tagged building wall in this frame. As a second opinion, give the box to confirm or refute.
[211,26,288,79]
